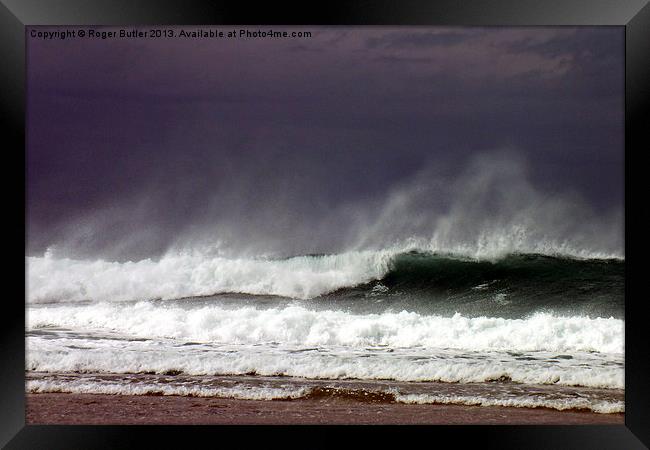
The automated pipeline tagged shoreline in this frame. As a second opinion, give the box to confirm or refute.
[26,393,624,425]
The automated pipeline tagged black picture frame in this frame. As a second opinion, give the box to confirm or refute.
[3,1,648,448]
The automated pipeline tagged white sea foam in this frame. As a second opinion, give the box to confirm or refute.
[27,378,308,400]
[394,393,624,414]
[25,378,623,413]
[26,302,624,389]
[27,303,624,354]
[25,336,625,389]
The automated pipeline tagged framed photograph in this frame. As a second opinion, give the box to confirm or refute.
[3,0,648,448]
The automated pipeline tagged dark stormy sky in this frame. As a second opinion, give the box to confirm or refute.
[27,27,624,261]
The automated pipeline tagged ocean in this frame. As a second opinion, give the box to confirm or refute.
[25,248,624,415]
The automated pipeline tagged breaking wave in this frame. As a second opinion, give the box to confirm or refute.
[27,249,623,313]
[27,303,624,354]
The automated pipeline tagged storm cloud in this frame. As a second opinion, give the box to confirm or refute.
[26,27,624,261]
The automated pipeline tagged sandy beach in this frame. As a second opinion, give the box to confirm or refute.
[26,393,624,425]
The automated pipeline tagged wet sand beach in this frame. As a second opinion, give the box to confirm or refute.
[26,392,624,425]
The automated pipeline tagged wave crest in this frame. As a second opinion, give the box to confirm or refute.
[27,247,623,304]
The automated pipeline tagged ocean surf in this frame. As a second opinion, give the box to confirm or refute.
[26,250,624,414]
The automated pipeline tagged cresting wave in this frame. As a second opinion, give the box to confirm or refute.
[27,249,394,302]
[26,247,624,304]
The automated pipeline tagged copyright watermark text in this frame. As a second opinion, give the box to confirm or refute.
[29,28,313,41]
